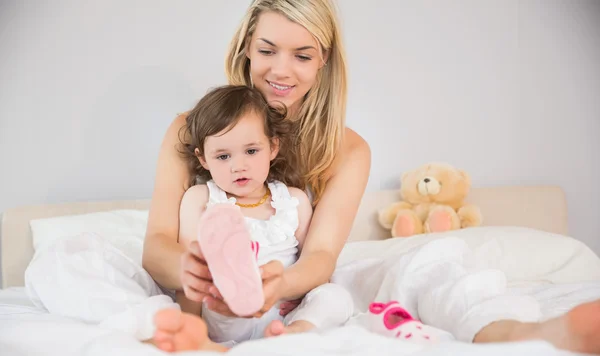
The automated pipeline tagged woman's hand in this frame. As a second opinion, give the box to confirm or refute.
[182,245,291,318]
[180,240,212,301]
[251,260,287,318]
[180,241,237,317]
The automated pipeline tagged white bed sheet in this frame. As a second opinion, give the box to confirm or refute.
[0,286,596,356]
[3,279,600,354]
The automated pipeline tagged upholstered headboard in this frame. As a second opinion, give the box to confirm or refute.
[1,185,568,288]
[349,185,569,247]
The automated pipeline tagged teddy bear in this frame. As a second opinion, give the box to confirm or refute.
[378,162,483,238]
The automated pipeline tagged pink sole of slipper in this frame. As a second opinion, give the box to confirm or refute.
[197,203,264,316]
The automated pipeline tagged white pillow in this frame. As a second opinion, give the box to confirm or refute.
[29,211,600,286]
[337,226,600,285]
[29,209,149,266]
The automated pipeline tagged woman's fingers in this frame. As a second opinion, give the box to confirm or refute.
[181,251,212,281]
[181,271,212,302]
[182,285,206,302]
[208,286,223,300]
[180,243,215,302]
[259,260,284,280]
[188,240,204,259]
[204,296,238,317]
[182,271,211,293]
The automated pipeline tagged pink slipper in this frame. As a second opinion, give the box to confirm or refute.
[368,301,440,344]
[198,203,264,317]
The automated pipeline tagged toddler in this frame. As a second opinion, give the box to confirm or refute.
[153,85,354,351]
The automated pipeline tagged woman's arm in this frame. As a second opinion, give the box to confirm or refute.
[176,184,210,315]
[288,187,314,251]
[142,114,190,290]
[280,128,371,300]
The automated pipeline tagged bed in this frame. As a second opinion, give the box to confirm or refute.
[1,185,599,356]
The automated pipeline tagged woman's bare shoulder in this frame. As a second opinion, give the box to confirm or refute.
[324,127,370,182]
[147,112,192,222]
[165,112,189,142]
[157,112,190,185]
[334,127,371,170]
[343,127,370,153]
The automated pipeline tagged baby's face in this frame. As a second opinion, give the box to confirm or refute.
[200,111,278,198]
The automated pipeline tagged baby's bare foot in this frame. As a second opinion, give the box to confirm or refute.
[264,320,286,337]
[560,299,600,353]
[153,308,228,353]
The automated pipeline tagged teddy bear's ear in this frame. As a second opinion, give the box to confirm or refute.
[401,170,412,183]
[459,169,471,186]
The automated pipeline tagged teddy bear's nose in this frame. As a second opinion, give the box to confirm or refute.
[424,178,430,183]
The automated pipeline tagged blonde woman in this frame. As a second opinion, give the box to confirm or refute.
[143,0,600,354]
[144,0,367,348]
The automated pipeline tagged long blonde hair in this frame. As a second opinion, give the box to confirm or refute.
[225,0,347,205]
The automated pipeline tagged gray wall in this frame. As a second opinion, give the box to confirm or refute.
[1,0,599,286]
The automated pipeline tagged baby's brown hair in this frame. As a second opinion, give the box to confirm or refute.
[179,85,302,190]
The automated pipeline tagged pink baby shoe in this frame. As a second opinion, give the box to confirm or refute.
[198,203,264,317]
[368,301,440,344]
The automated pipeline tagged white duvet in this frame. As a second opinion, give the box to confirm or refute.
[1,210,600,356]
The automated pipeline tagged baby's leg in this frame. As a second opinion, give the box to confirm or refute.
[366,237,541,342]
[265,283,354,337]
[473,299,600,354]
[416,267,542,342]
[390,237,600,353]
